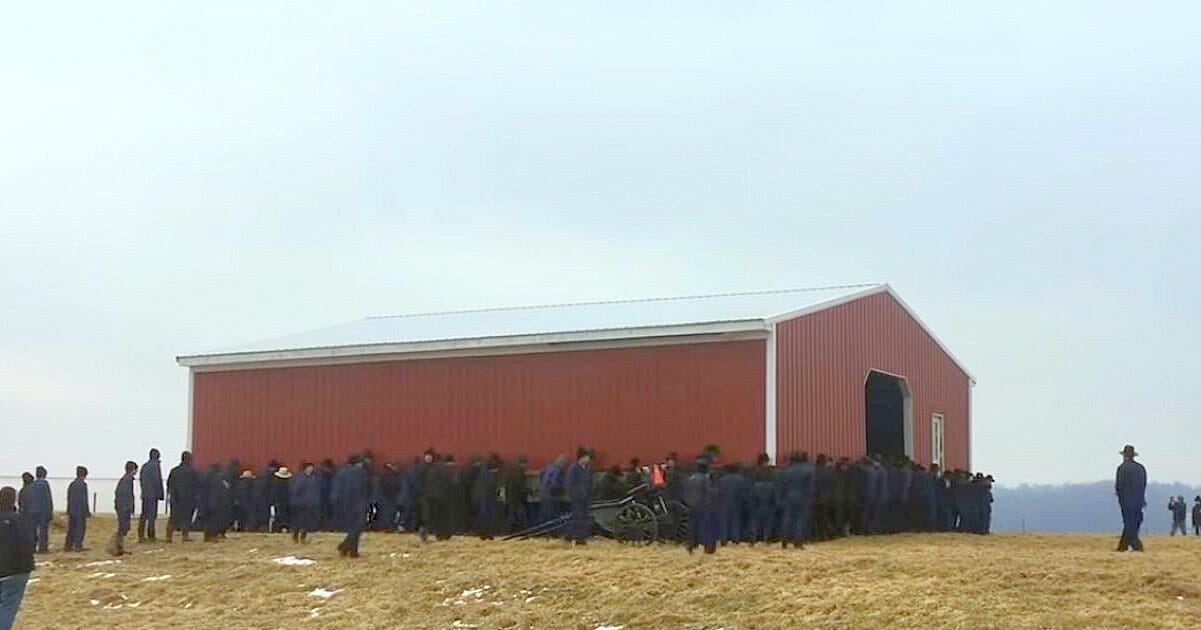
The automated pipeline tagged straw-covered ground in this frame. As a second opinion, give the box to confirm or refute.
[16,516,1201,629]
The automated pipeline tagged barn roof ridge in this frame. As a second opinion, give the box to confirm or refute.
[363,282,885,321]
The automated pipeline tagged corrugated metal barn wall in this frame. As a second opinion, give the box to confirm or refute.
[776,292,972,470]
[192,341,766,470]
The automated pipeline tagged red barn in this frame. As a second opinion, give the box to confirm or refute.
[177,284,974,470]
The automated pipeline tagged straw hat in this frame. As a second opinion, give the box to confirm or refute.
[273,467,294,479]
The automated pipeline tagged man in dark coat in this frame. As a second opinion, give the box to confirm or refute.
[500,456,529,534]
[64,466,90,552]
[1115,444,1147,551]
[537,456,567,526]
[684,457,720,554]
[166,451,198,543]
[203,464,232,542]
[831,458,854,538]
[565,448,593,545]
[109,461,138,556]
[407,450,434,534]
[16,474,33,517]
[232,470,255,532]
[289,462,321,542]
[420,454,454,541]
[26,468,52,554]
[1168,495,1187,536]
[777,452,815,549]
[254,461,277,533]
[318,459,336,531]
[471,456,503,539]
[812,455,834,540]
[372,463,401,532]
[1,486,37,630]
[335,457,369,558]
[270,465,293,533]
[747,454,777,545]
[716,463,749,545]
[139,449,164,542]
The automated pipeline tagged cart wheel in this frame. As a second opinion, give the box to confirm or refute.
[614,503,658,545]
[660,500,688,543]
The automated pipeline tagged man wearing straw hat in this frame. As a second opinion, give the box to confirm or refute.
[1114,444,1147,552]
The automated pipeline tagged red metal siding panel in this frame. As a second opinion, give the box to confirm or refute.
[776,293,972,470]
[192,340,765,469]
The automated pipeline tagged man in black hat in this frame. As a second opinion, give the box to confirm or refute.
[565,447,593,545]
[166,451,198,543]
[1114,444,1147,551]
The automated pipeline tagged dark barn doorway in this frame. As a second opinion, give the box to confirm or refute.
[865,371,909,459]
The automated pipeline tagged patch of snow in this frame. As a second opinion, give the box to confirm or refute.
[451,621,479,629]
[27,578,39,584]
[309,608,322,619]
[88,572,117,579]
[142,575,172,582]
[459,588,486,599]
[594,626,624,630]
[82,559,122,567]
[403,553,411,558]
[271,556,316,566]
[247,548,258,553]
[128,602,142,608]
[89,600,100,606]
[103,603,124,610]
[525,596,538,603]
[308,588,344,599]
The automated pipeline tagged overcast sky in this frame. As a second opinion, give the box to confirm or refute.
[2,3,1198,485]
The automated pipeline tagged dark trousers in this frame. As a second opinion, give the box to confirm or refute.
[568,499,590,541]
[139,499,158,539]
[719,503,743,543]
[687,507,719,549]
[0,572,30,630]
[117,509,132,539]
[537,498,567,527]
[1118,505,1144,550]
[780,504,810,544]
[339,504,366,554]
[65,514,87,549]
[748,505,775,542]
[30,515,50,552]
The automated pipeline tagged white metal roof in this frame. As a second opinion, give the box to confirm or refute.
[176,283,973,382]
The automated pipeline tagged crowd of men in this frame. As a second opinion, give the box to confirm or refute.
[5,445,996,560]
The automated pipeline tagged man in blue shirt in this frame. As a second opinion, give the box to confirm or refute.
[1115,444,1147,552]
[65,466,91,552]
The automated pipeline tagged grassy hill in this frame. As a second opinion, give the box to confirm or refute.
[19,516,1201,628]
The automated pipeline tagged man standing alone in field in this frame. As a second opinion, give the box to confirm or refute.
[1168,496,1187,536]
[1114,444,1146,552]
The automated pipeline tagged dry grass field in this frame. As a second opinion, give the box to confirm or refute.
[15,516,1201,629]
